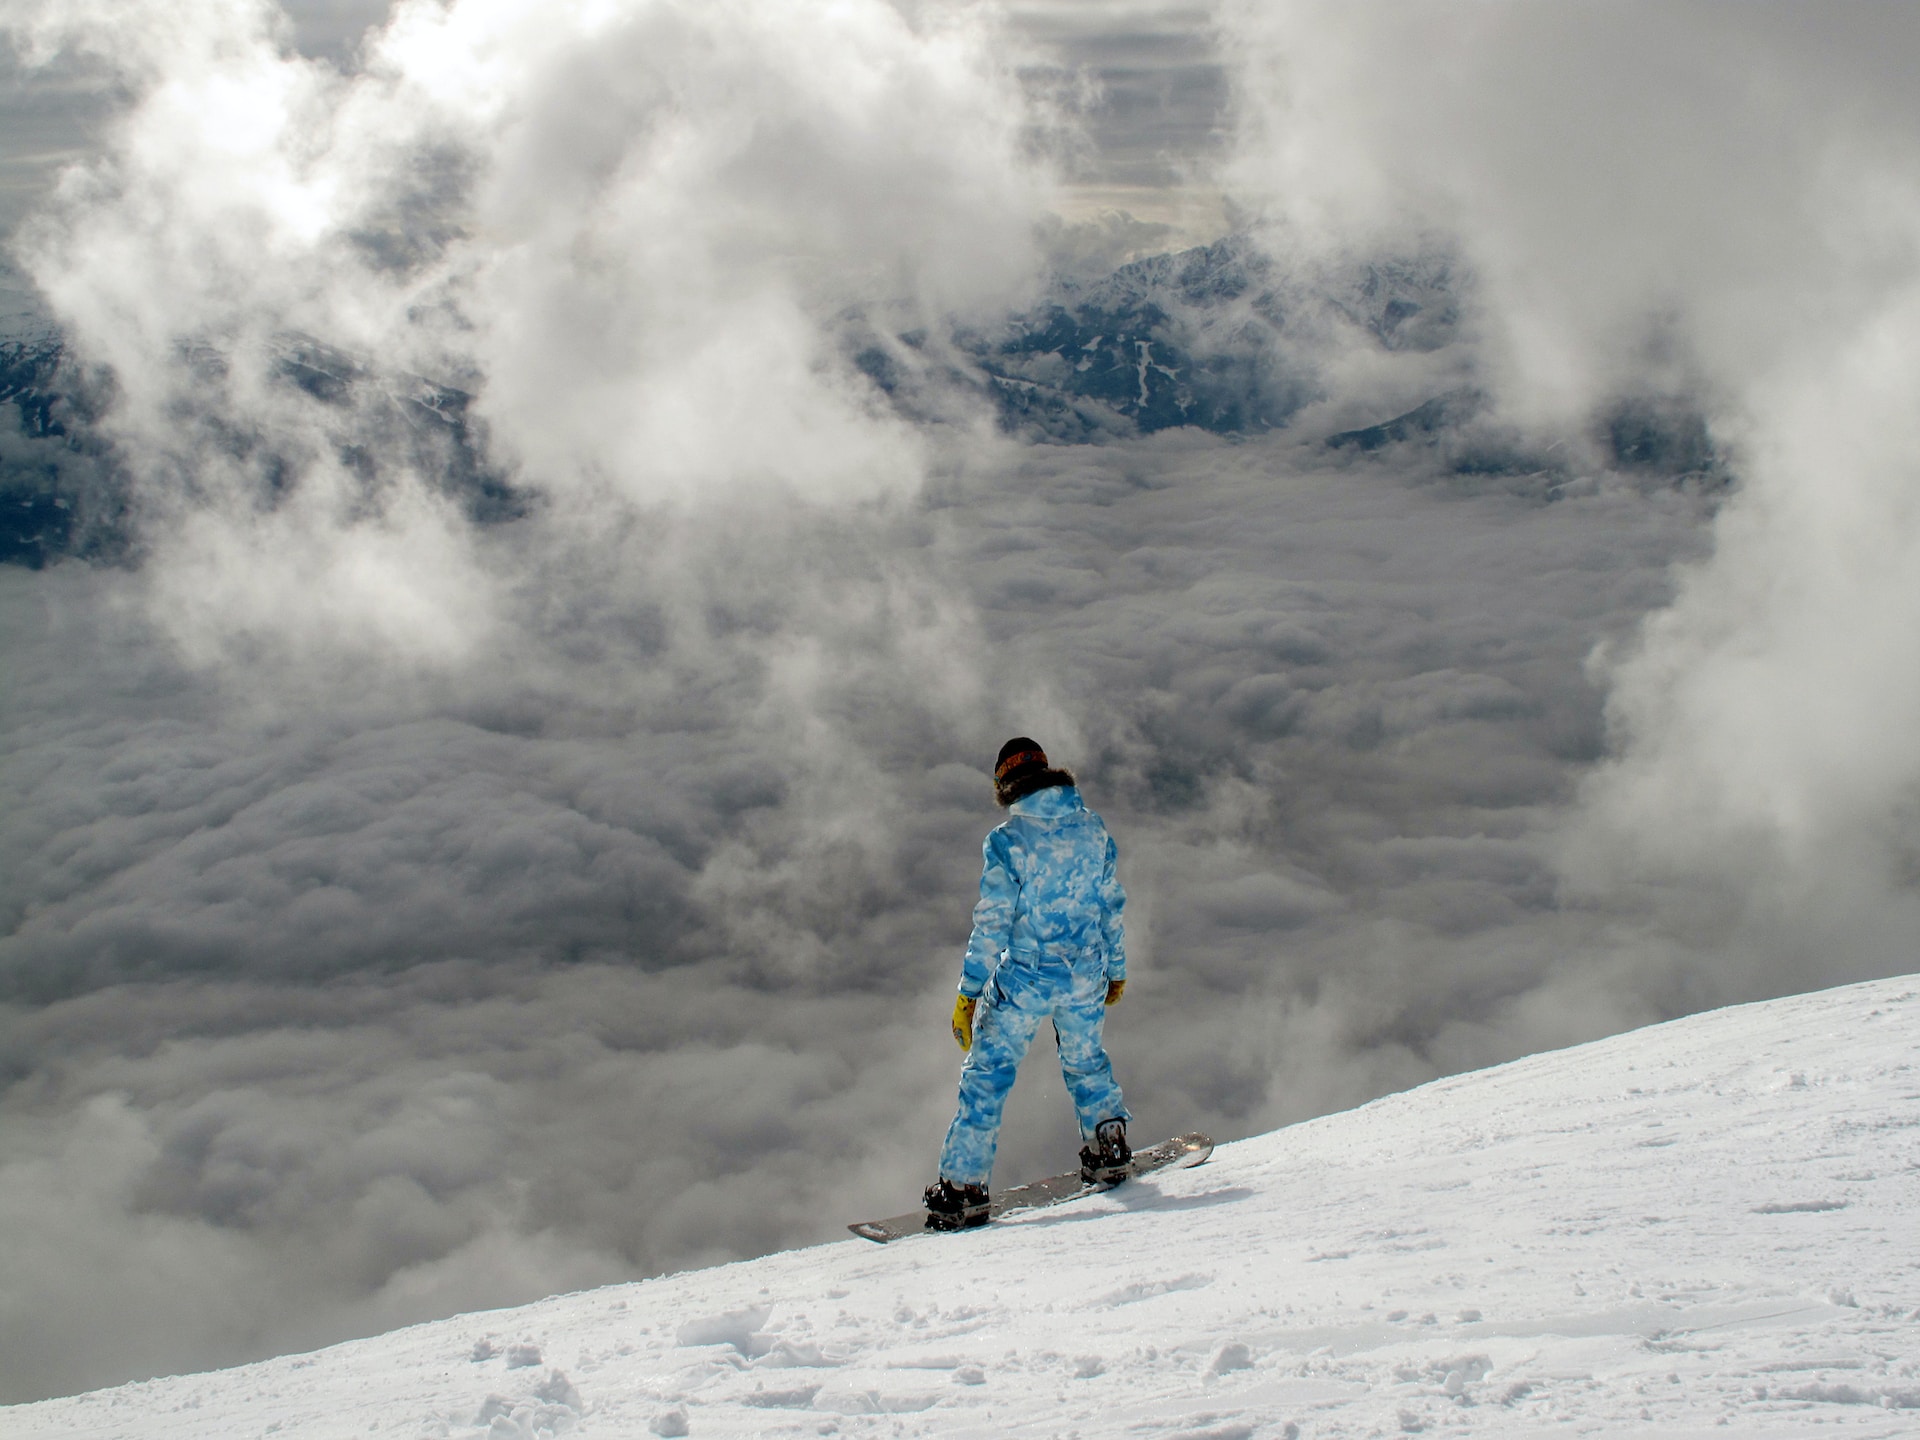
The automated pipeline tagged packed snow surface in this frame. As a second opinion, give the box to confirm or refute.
[12,975,1920,1437]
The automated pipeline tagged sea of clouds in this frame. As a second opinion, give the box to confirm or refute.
[2,0,1918,1404]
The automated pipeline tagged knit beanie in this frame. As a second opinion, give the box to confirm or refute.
[994,737,1070,807]
[995,737,1046,783]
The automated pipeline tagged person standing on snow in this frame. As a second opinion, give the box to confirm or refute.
[923,737,1132,1230]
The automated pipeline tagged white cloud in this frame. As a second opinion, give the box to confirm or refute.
[6,0,1056,666]
[1221,0,1920,992]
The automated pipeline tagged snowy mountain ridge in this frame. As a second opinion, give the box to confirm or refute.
[0,234,1725,571]
[11,973,1919,1438]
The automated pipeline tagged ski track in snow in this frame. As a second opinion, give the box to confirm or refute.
[11,976,1920,1439]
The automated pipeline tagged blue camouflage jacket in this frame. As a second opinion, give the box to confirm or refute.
[957,784,1128,997]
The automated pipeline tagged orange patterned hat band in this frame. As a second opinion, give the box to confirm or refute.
[994,747,1046,781]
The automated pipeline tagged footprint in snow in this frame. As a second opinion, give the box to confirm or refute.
[740,1383,822,1409]
[1088,1273,1213,1308]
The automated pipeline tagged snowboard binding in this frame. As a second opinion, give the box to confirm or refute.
[922,1178,990,1231]
[853,1133,1211,1243]
[1079,1117,1132,1186]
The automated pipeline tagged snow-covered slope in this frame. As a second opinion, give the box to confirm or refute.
[12,975,1920,1438]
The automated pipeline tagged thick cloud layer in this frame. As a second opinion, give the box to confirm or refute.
[2,0,1913,1409]
[0,433,1710,1400]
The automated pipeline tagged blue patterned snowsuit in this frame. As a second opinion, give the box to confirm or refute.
[938,783,1130,1186]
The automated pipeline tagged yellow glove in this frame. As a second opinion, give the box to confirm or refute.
[951,993,978,1051]
[1105,978,1126,1007]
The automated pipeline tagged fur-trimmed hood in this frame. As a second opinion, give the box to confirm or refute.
[995,766,1076,808]
[1007,782,1084,819]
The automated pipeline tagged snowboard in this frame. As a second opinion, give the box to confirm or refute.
[847,1131,1213,1243]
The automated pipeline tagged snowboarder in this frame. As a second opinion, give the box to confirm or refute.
[924,738,1132,1230]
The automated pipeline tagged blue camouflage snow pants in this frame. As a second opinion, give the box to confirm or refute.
[938,952,1130,1187]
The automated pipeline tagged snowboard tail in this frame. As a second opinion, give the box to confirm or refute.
[848,1131,1213,1244]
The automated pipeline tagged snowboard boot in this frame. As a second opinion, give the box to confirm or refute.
[1079,1117,1132,1185]
[921,1178,990,1232]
